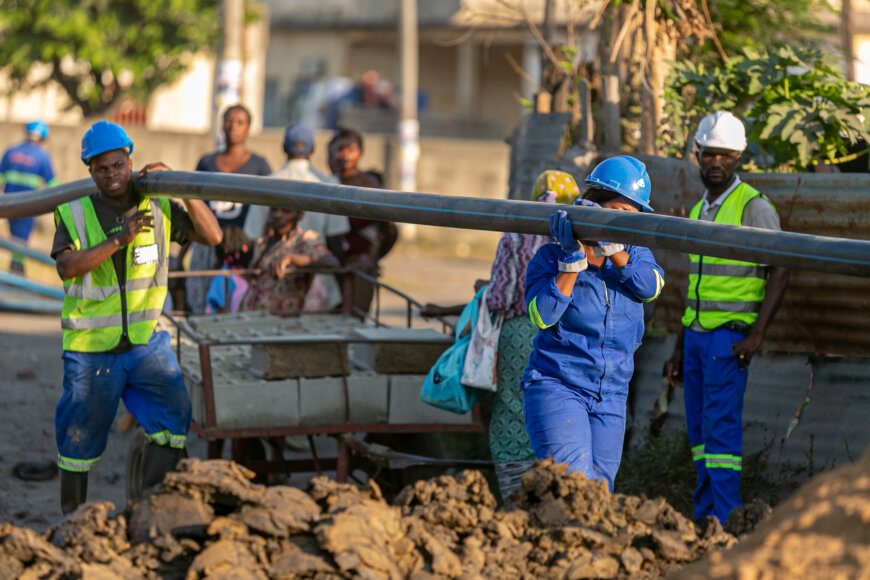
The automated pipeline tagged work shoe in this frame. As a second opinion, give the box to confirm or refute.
[141,444,183,491]
[60,471,88,516]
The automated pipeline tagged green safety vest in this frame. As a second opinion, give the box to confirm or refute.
[681,182,771,330]
[55,196,171,352]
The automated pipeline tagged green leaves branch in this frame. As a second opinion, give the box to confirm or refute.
[0,0,220,118]
[660,46,870,171]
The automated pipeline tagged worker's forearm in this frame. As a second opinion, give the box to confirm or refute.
[751,267,790,338]
[184,199,222,246]
[673,324,685,352]
[56,238,122,281]
[555,272,578,297]
[608,251,630,268]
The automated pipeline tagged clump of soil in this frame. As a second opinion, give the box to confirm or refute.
[0,457,748,579]
[668,445,870,579]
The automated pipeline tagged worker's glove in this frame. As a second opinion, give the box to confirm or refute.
[573,198,602,208]
[590,241,626,258]
[550,210,587,272]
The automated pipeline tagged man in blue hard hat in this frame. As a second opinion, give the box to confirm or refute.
[666,111,789,526]
[0,120,58,274]
[522,155,665,492]
[50,120,222,515]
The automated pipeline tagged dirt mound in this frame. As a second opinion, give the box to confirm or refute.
[669,445,870,579]
[0,457,737,579]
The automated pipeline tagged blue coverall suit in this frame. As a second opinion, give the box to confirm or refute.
[522,243,664,491]
[0,141,57,241]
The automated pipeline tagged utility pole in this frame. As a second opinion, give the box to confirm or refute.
[213,0,245,149]
[541,0,554,76]
[399,0,419,194]
[843,0,855,82]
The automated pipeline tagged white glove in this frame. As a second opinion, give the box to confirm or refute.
[591,241,625,258]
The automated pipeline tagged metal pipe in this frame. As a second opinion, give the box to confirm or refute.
[0,271,65,299]
[2,171,870,277]
[0,297,62,312]
[0,237,56,266]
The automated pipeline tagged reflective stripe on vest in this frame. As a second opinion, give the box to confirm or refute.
[681,182,771,330]
[56,196,170,352]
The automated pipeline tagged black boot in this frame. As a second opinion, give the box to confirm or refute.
[60,470,88,515]
[141,444,182,490]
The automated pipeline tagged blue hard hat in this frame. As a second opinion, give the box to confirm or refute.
[283,123,314,156]
[81,121,134,165]
[25,120,49,140]
[583,155,653,212]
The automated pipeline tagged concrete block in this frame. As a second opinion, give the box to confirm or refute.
[298,373,389,425]
[189,379,205,425]
[190,377,300,430]
[352,327,451,374]
[388,375,473,425]
[250,341,348,379]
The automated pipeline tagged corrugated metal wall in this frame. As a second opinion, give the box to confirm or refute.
[629,337,870,485]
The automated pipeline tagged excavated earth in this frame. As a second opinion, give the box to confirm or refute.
[0,458,738,579]
[669,444,870,580]
[0,449,865,580]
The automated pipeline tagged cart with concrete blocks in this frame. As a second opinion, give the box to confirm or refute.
[126,270,488,501]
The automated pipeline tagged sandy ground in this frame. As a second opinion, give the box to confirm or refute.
[0,247,492,532]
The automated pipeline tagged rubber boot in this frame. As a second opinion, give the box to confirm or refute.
[141,444,182,490]
[60,470,88,515]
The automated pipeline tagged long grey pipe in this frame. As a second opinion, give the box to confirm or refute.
[2,171,870,277]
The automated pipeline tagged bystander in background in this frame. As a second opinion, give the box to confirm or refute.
[263,123,349,312]
[327,127,397,318]
[0,120,58,274]
[184,104,271,313]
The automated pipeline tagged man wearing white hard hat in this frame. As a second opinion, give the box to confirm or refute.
[665,111,789,526]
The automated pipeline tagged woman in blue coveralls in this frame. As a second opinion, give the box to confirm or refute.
[522,155,665,492]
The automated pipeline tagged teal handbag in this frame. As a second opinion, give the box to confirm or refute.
[420,286,487,414]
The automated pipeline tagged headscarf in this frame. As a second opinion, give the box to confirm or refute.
[532,170,581,204]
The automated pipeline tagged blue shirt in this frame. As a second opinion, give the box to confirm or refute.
[0,141,57,194]
[523,243,665,395]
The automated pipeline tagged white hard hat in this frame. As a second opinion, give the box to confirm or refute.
[694,111,747,152]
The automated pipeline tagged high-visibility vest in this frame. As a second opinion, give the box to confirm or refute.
[55,196,171,352]
[681,182,771,330]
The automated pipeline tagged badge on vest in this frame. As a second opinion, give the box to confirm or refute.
[133,244,159,266]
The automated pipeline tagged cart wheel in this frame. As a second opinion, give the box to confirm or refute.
[126,427,147,503]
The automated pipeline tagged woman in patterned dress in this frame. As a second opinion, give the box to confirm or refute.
[485,170,581,502]
[241,207,340,317]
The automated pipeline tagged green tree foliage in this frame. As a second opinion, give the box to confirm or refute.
[0,0,219,117]
[660,46,870,171]
[696,0,836,63]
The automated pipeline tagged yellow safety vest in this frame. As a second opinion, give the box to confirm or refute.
[55,196,171,352]
[681,182,771,330]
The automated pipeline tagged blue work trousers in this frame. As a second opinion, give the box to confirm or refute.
[522,379,627,492]
[683,327,748,522]
[8,216,35,242]
[55,331,191,472]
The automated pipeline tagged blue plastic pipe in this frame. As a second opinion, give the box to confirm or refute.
[2,172,870,277]
[0,271,65,299]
